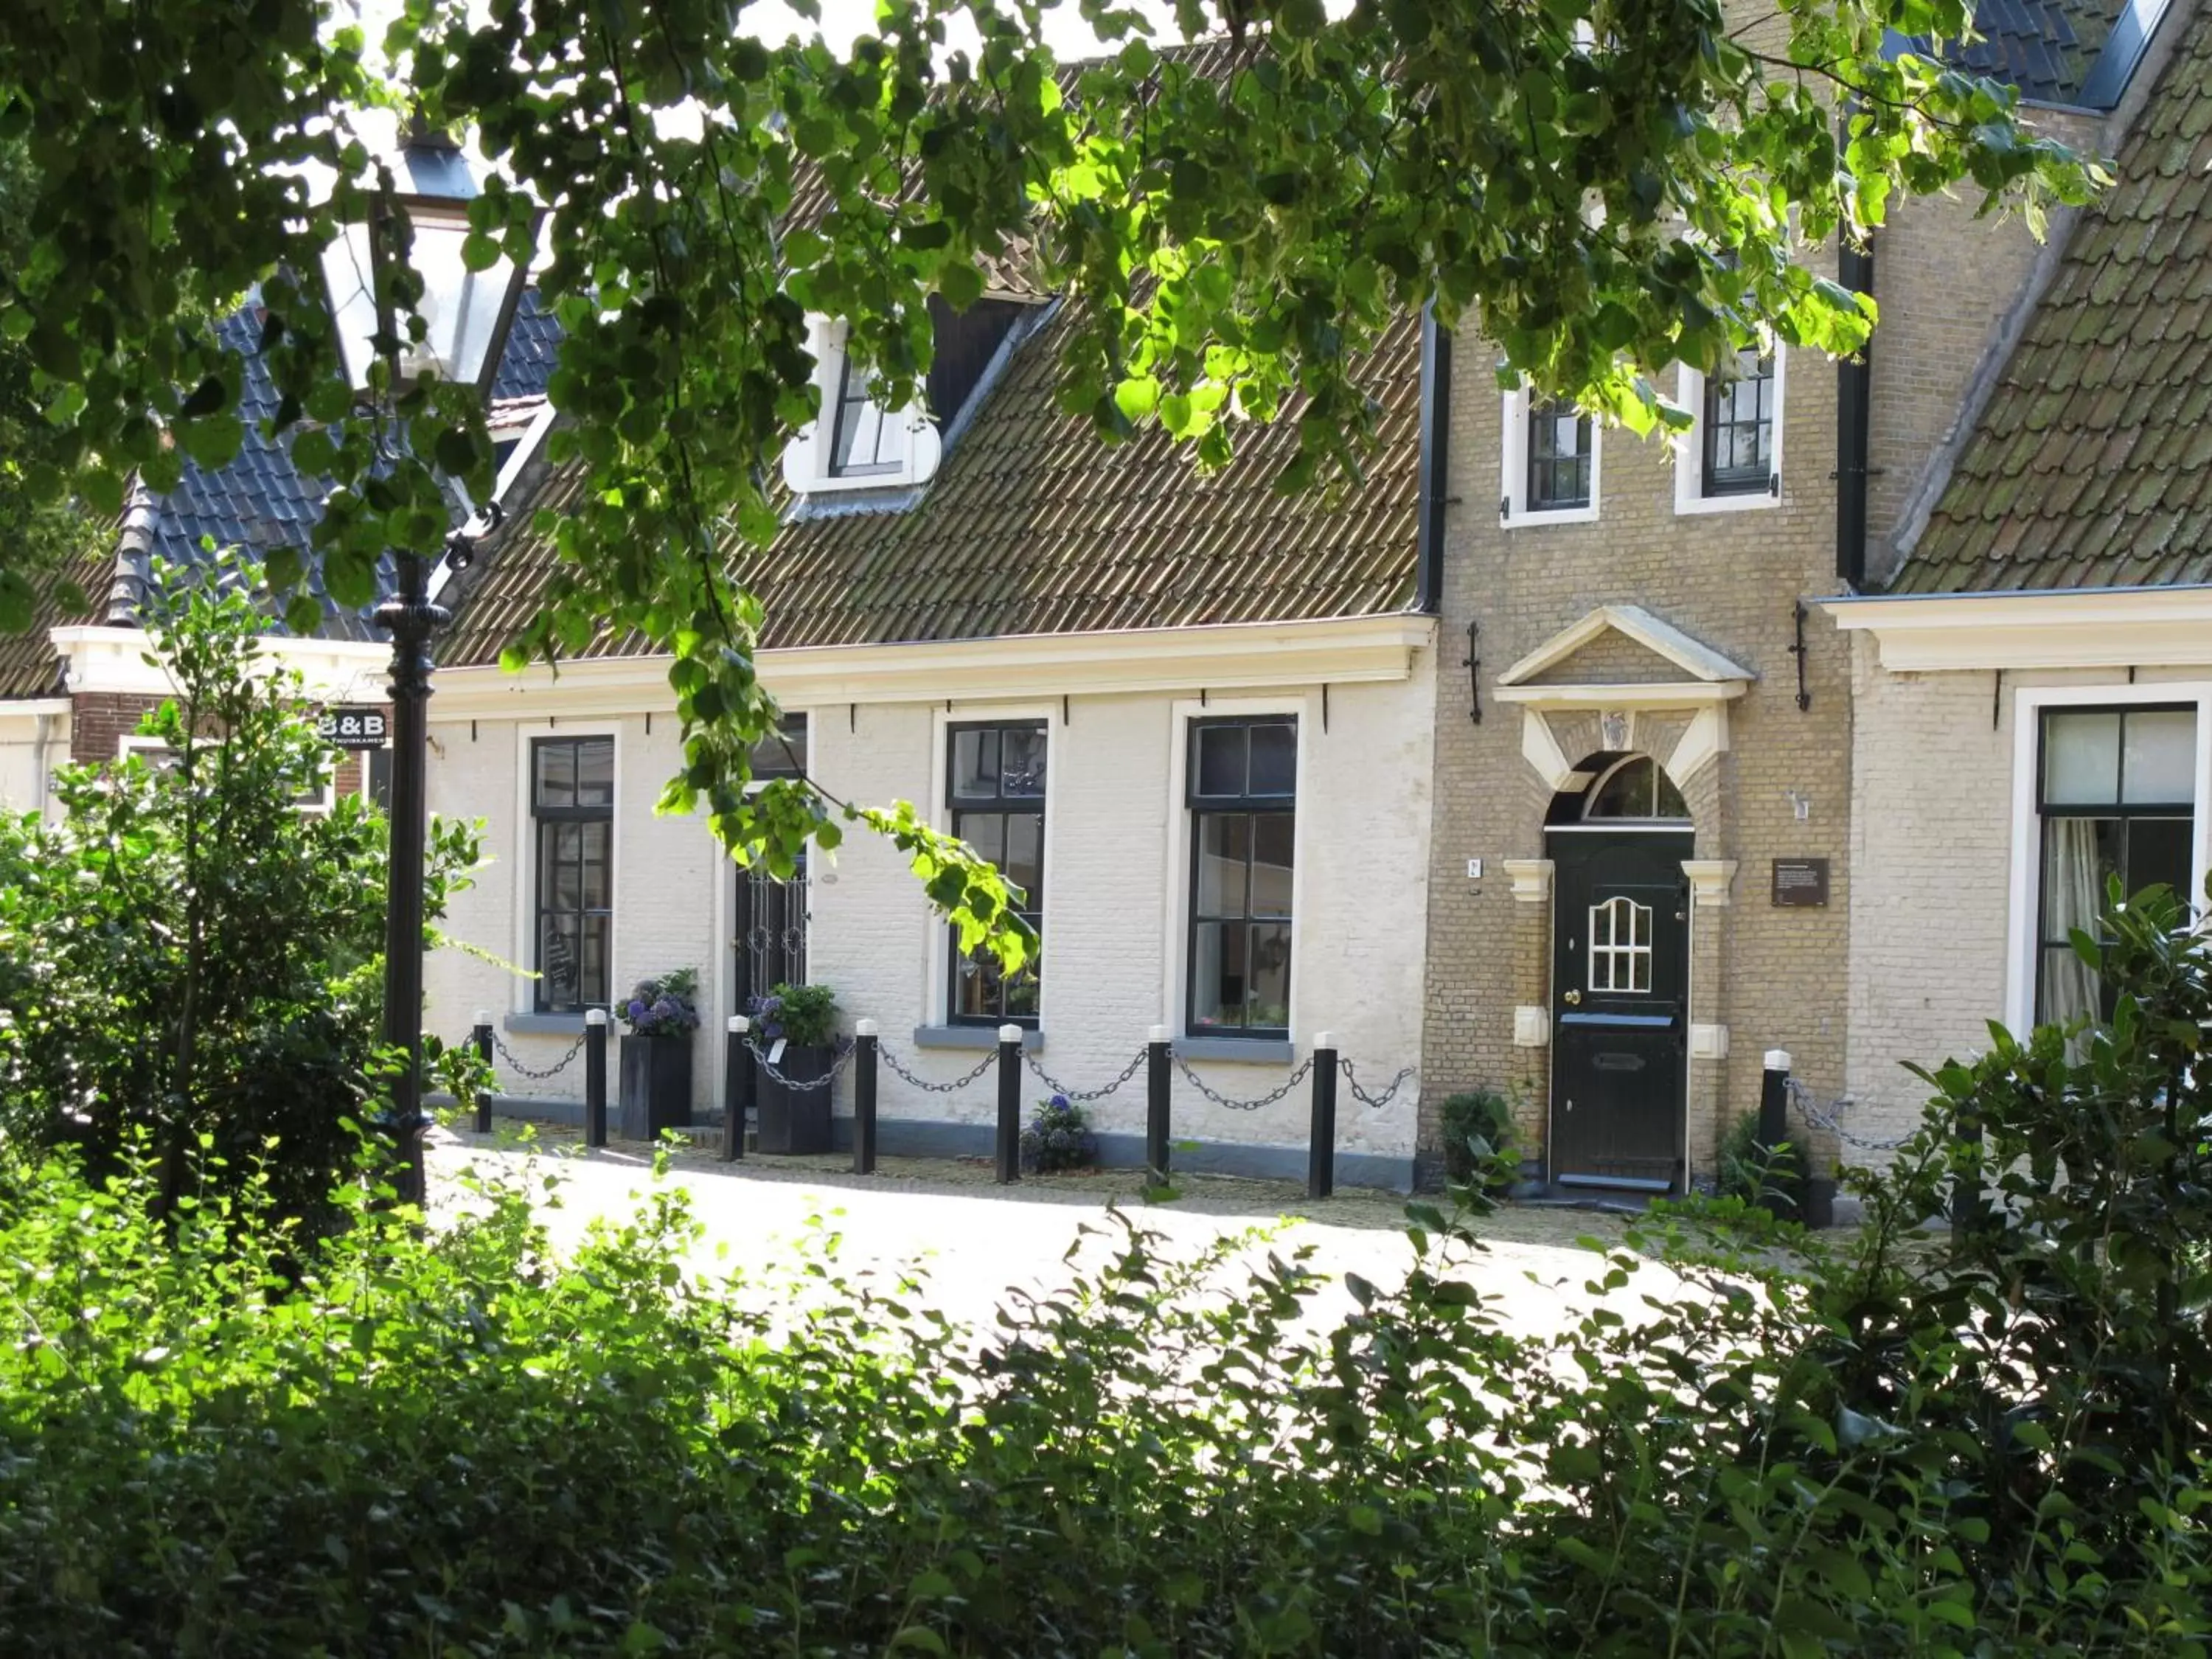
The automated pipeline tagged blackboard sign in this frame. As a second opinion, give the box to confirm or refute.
[1771,858,1829,908]
[318,706,390,750]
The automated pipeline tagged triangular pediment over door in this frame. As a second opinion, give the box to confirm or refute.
[1494,605,1756,790]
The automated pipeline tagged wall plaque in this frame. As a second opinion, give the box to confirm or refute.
[1770,857,1829,908]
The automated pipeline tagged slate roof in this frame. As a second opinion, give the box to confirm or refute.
[0,294,558,699]
[1952,0,2127,105]
[1896,2,2212,594]
[442,300,1426,667]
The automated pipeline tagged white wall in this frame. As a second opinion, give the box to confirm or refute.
[1845,638,2212,1144]
[422,663,1436,1162]
[423,712,719,1102]
[0,708,65,817]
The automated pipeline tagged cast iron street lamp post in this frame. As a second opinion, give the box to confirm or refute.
[322,127,535,1205]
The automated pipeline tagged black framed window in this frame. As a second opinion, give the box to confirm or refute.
[947,721,1045,1024]
[2036,705,2197,1029]
[828,353,904,477]
[747,712,808,780]
[533,736,613,1014]
[1527,398,1593,512]
[1703,349,1776,496]
[1188,717,1296,1037]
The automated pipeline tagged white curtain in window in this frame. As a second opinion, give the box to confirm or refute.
[2044,818,2104,1040]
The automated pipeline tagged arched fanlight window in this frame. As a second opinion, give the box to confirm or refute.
[1584,755,1689,821]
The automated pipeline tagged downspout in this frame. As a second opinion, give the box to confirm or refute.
[1834,236,1874,590]
[1414,301,1451,614]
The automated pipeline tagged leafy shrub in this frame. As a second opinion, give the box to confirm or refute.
[0,558,477,1239]
[1438,1088,1517,1186]
[1713,1106,1807,1213]
[9,880,2212,1655]
[1020,1091,1096,1172]
[752,979,838,1046]
[620,967,700,1036]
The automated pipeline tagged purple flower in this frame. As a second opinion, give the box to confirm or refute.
[627,998,648,1022]
[1051,1093,1069,1110]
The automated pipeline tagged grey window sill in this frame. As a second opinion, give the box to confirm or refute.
[1176,1036,1295,1064]
[504,1012,587,1035]
[911,1024,1043,1051]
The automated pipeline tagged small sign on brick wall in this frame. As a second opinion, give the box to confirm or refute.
[317,706,390,750]
[1770,858,1829,908]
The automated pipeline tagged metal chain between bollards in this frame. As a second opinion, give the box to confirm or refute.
[489,1029,588,1081]
[1172,1052,1314,1113]
[744,1037,858,1092]
[1340,1058,1417,1110]
[1022,1045,1148,1104]
[1786,1076,1914,1152]
[876,1040,998,1094]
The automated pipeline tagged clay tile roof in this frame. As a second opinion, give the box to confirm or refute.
[441,300,1425,666]
[1894,3,2212,595]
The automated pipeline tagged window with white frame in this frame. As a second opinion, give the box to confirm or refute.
[735,713,809,1005]
[1500,385,1601,525]
[1675,347,1784,512]
[2034,704,2197,1030]
[780,316,944,495]
[1588,894,1654,992]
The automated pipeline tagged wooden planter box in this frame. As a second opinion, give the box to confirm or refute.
[619,1032,694,1141]
[757,1042,835,1154]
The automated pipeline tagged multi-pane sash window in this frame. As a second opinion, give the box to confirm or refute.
[1703,349,1776,496]
[948,721,1045,1023]
[747,712,809,781]
[1527,399,1593,512]
[829,355,905,478]
[1188,717,1296,1037]
[2037,706,2197,1029]
[533,736,613,1013]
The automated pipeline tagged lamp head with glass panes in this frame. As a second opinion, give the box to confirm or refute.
[319,122,533,400]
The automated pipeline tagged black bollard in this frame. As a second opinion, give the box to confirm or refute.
[720,1015,748,1162]
[1308,1032,1338,1200]
[853,1020,879,1175]
[1146,1024,1172,1178]
[471,1010,494,1134]
[584,1009,608,1149]
[995,1023,1022,1184]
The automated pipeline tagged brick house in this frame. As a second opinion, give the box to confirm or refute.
[1828,0,2212,1143]
[1413,0,2165,1190]
[424,297,1447,1187]
[0,299,559,814]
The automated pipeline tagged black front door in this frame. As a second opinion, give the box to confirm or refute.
[733,858,808,1008]
[1548,830,1692,1192]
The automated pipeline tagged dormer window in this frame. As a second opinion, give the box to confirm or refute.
[829,355,910,478]
[782,316,943,496]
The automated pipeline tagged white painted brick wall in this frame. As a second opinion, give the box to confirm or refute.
[1844,644,2172,1148]
[424,664,1435,1158]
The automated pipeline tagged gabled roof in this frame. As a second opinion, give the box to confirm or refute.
[0,294,559,700]
[1894,0,2212,595]
[441,301,1427,667]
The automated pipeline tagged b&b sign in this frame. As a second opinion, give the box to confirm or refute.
[318,706,390,750]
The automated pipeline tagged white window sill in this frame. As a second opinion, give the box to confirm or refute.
[1503,505,1600,529]
[1674,487,1780,516]
[793,469,923,496]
